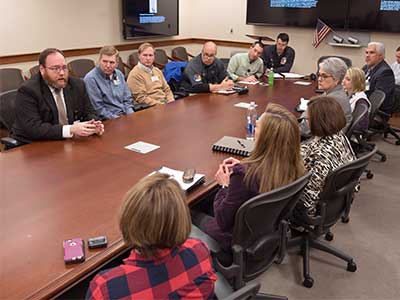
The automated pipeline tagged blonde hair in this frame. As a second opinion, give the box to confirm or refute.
[243,103,305,193]
[119,173,191,258]
[138,42,154,54]
[346,67,366,93]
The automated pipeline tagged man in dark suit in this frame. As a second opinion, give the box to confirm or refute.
[362,42,395,113]
[12,48,104,144]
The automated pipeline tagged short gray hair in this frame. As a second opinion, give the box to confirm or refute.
[368,42,385,57]
[319,57,348,82]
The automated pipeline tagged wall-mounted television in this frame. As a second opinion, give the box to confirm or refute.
[122,0,179,39]
[246,0,400,33]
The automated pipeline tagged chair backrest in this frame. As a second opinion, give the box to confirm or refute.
[231,172,311,280]
[67,59,95,78]
[317,55,352,72]
[0,68,24,93]
[318,146,377,228]
[127,51,139,69]
[154,49,169,69]
[345,101,369,138]
[29,65,40,78]
[116,56,126,76]
[0,89,18,131]
[230,50,246,57]
[171,46,189,61]
[368,89,385,120]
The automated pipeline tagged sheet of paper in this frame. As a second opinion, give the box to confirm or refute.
[157,166,205,191]
[282,72,304,79]
[237,80,259,85]
[215,89,236,94]
[124,141,160,154]
[234,102,259,109]
[294,81,312,86]
[274,73,284,79]
[298,98,310,111]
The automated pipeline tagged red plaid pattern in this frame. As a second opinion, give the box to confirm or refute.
[86,238,217,300]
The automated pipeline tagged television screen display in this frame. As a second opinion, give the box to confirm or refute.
[122,0,179,39]
[246,0,348,29]
[347,0,400,32]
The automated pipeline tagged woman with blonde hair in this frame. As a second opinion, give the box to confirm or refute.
[342,67,371,131]
[192,103,305,251]
[86,173,217,300]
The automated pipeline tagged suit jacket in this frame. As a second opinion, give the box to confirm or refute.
[11,73,98,143]
[362,60,395,113]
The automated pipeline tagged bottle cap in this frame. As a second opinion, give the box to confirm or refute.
[250,101,255,105]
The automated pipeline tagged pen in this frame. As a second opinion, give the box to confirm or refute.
[237,140,245,148]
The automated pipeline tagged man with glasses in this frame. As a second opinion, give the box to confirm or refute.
[12,48,104,144]
[181,41,234,93]
[362,42,395,113]
[84,46,134,119]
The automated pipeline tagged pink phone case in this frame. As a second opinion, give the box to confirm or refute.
[63,238,85,264]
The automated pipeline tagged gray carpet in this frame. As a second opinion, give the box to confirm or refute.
[256,136,400,300]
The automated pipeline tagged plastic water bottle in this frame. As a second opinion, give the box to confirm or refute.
[246,101,257,140]
[268,68,274,86]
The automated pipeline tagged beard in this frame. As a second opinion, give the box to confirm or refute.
[42,72,68,89]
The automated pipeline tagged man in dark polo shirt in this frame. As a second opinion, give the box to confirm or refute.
[262,33,295,73]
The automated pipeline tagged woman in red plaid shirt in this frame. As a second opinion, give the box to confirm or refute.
[86,173,217,300]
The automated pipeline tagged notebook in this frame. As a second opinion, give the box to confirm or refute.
[212,136,255,157]
[156,167,205,192]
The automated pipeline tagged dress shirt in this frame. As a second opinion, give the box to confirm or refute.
[261,44,295,73]
[49,86,73,138]
[391,61,400,85]
[84,66,134,119]
[227,53,264,81]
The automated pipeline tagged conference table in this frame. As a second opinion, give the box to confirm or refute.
[0,79,317,300]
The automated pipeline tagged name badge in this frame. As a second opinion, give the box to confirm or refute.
[151,75,159,82]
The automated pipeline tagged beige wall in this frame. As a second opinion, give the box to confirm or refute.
[1,0,399,74]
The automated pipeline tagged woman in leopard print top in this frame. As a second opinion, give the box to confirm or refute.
[296,96,356,217]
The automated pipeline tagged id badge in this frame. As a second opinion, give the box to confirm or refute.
[151,75,159,82]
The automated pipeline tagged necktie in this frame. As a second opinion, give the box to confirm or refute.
[54,89,68,125]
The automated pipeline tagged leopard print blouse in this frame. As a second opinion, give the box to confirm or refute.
[298,132,356,216]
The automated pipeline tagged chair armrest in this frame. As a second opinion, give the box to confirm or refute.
[377,109,391,118]
[219,282,260,300]
[190,224,221,253]
[1,137,22,150]
[154,62,166,69]
[167,55,176,61]
[188,52,195,58]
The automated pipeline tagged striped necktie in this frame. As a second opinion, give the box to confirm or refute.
[54,89,68,125]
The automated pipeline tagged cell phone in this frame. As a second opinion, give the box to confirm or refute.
[63,238,85,264]
[88,236,108,249]
[182,168,196,183]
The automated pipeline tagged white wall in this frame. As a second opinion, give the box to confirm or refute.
[1,0,399,75]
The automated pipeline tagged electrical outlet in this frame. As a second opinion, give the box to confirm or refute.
[230,28,233,34]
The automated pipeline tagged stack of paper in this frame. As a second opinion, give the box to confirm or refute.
[298,98,310,111]
[156,167,205,191]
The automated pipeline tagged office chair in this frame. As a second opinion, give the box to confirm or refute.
[230,50,247,57]
[317,55,352,72]
[191,172,311,300]
[154,48,174,69]
[127,50,139,70]
[288,146,377,288]
[217,277,260,300]
[116,56,129,77]
[0,68,25,93]
[29,65,40,78]
[67,59,95,78]
[0,90,23,150]
[171,46,195,62]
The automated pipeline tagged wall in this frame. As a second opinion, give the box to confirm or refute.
[1,0,399,75]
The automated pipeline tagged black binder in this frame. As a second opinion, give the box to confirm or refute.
[212,136,255,157]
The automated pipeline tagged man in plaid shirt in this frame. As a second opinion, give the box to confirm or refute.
[86,173,217,300]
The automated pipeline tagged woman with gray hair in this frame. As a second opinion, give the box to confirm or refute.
[300,57,352,136]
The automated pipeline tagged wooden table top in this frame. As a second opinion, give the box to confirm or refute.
[0,79,317,300]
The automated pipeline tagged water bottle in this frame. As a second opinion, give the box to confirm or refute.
[268,68,274,86]
[246,101,257,140]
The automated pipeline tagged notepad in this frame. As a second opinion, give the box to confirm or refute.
[294,81,312,86]
[124,141,160,154]
[156,166,205,191]
[234,102,259,109]
[212,136,255,157]
[296,98,310,112]
[215,89,236,94]
[237,80,259,85]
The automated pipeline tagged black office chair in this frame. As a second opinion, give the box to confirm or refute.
[67,59,95,78]
[317,55,352,72]
[127,50,139,71]
[191,172,311,300]
[171,46,195,62]
[154,49,174,69]
[288,146,377,288]
[0,68,25,93]
[116,56,129,77]
[0,90,23,150]
[29,65,40,78]
[217,278,260,300]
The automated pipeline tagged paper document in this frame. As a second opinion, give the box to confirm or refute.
[298,98,310,111]
[156,166,205,191]
[215,89,236,94]
[124,141,160,154]
[237,80,259,85]
[234,102,259,109]
[294,81,312,86]
[282,73,304,79]
[274,73,284,79]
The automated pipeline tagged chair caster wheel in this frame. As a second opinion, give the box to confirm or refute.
[325,232,334,241]
[347,261,357,272]
[381,155,387,162]
[303,276,314,288]
[396,140,400,146]
[366,171,374,179]
[341,216,350,223]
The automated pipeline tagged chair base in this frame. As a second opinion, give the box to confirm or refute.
[254,292,288,300]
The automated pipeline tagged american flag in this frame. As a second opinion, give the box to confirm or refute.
[313,19,332,48]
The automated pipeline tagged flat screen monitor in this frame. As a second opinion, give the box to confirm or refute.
[122,0,179,39]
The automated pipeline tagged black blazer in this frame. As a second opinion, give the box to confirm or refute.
[11,73,98,144]
[363,60,395,113]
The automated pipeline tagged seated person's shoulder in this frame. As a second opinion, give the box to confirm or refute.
[184,238,212,257]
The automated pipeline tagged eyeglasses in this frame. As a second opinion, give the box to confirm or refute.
[46,65,68,73]
[317,72,333,80]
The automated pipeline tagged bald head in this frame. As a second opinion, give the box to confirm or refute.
[201,42,217,66]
